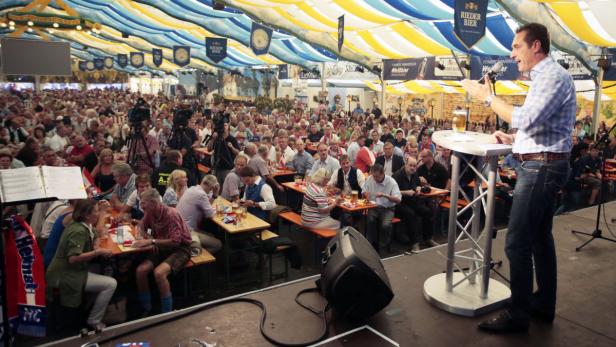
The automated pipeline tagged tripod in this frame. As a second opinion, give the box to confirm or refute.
[126,123,154,171]
[571,122,616,251]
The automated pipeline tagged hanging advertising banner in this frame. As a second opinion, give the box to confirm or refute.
[338,15,344,53]
[469,55,520,81]
[86,61,95,71]
[383,57,462,80]
[454,0,489,50]
[205,37,227,63]
[278,64,288,79]
[173,46,190,67]
[152,48,163,67]
[250,22,273,55]
[117,54,128,68]
[78,61,86,71]
[299,69,319,79]
[130,52,144,68]
[94,58,104,71]
[104,57,114,69]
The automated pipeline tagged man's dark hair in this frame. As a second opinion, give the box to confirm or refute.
[364,138,373,147]
[516,23,550,55]
[165,150,182,164]
[238,166,256,178]
[370,163,384,174]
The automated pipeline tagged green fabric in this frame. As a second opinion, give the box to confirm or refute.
[45,222,95,308]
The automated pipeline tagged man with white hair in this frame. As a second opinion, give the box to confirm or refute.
[309,143,340,177]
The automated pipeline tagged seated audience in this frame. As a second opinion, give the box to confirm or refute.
[110,163,137,208]
[221,155,248,201]
[355,138,375,173]
[132,189,193,315]
[238,166,277,221]
[417,149,449,189]
[301,168,341,230]
[46,199,115,331]
[363,164,401,249]
[176,175,222,253]
[91,148,116,196]
[375,142,405,176]
[310,143,341,176]
[162,170,188,207]
[291,139,314,176]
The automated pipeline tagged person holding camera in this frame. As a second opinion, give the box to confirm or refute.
[207,121,239,186]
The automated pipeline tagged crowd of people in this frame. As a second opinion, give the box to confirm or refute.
[0,81,614,333]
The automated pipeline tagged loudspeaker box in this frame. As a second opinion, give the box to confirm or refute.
[317,227,394,322]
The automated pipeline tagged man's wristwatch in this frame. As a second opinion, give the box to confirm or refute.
[484,95,493,107]
[151,239,156,245]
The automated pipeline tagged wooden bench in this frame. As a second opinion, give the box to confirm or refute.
[439,197,470,210]
[278,211,337,265]
[181,249,215,297]
[261,230,289,283]
[278,211,337,238]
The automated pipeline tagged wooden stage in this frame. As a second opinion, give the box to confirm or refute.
[44,202,616,347]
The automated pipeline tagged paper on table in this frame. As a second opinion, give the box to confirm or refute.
[0,167,46,202]
[42,166,87,200]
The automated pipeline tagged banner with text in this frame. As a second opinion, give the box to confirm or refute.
[278,64,288,79]
[454,0,488,50]
[205,37,227,63]
[117,54,128,68]
[383,57,463,81]
[152,48,163,67]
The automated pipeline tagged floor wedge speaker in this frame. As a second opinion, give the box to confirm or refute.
[317,227,394,322]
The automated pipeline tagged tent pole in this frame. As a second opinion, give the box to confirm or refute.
[591,48,607,139]
[380,62,385,115]
[321,62,326,93]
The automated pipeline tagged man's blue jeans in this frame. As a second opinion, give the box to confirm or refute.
[506,159,569,321]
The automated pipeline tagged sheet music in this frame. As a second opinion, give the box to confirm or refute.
[42,166,87,200]
[0,167,47,202]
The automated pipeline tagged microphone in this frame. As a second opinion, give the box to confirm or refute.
[478,61,504,84]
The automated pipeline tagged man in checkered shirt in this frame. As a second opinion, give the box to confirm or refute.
[462,23,575,333]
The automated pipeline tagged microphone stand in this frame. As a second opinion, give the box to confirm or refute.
[571,121,616,251]
[489,76,499,131]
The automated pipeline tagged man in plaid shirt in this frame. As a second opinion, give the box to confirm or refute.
[462,23,575,333]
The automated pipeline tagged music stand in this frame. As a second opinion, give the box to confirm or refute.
[424,131,511,317]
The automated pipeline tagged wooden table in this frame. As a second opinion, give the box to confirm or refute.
[98,219,143,256]
[499,168,517,180]
[211,197,271,285]
[419,186,450,198]
[282,182,377,213]
[271,168,296,179]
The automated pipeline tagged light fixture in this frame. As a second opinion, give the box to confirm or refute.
[27,21,34,26]
[86,30,91,34]
[0,22,6,28]
[27,27,33,32]
[48,29,54,34]
[9,21,15,26]
[76,25,82,30]
[53,22,59,28]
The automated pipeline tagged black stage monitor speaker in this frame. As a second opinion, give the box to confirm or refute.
[317,227,394,322]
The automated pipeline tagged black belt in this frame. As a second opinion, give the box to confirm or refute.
[513,152,569,162]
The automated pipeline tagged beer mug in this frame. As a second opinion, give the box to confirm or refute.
[452,109,467,133]
[351,190,359,203]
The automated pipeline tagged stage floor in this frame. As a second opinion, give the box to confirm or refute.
[46,203,616,347]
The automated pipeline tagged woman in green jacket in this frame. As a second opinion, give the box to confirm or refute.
[46,199,116,331]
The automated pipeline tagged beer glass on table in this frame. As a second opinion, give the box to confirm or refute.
[452,109,467,133]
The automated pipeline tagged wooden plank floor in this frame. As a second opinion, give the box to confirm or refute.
[45,208,616,347]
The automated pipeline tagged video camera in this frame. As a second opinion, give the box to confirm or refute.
[173,103,193,128]
[128,98,150,125]
[213,110,230,135]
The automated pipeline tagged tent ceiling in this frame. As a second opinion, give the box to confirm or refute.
[0,0,614,75]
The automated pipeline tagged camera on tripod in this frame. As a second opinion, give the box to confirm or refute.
[173,103,193,129]
[213,110,229,135]
[128,98,151,127]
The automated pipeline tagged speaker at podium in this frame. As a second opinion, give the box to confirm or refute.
[317,227,394,322]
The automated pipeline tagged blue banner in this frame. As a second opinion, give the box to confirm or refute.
[383,57,463,81]
[104,57,113,69]
[78,61,86,71]
[278,64,288,79]
[206,38,227,63]
[469,55,520,81]
[152,48,163,67]
[117,54,128,68]
[454,0,488,50]
[94,58,104,71]
[130,52,144,68]
[250,22,272,55]
[173,46,190,67]
[338,15,344,53]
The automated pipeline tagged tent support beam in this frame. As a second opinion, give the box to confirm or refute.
[592,47,607,139]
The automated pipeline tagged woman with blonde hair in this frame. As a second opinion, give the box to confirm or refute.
[91,148,116,196]
[301,168,342,230]
[162,169,188,207]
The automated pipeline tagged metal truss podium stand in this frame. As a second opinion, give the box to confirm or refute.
[424,131,512,317]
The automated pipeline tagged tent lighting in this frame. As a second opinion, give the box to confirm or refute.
[53,22,59,28]
[27,27,33,32]
[76,25,82,30]
[0,22,6,28]
[27,21,34,26]
[9,21,15,26]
